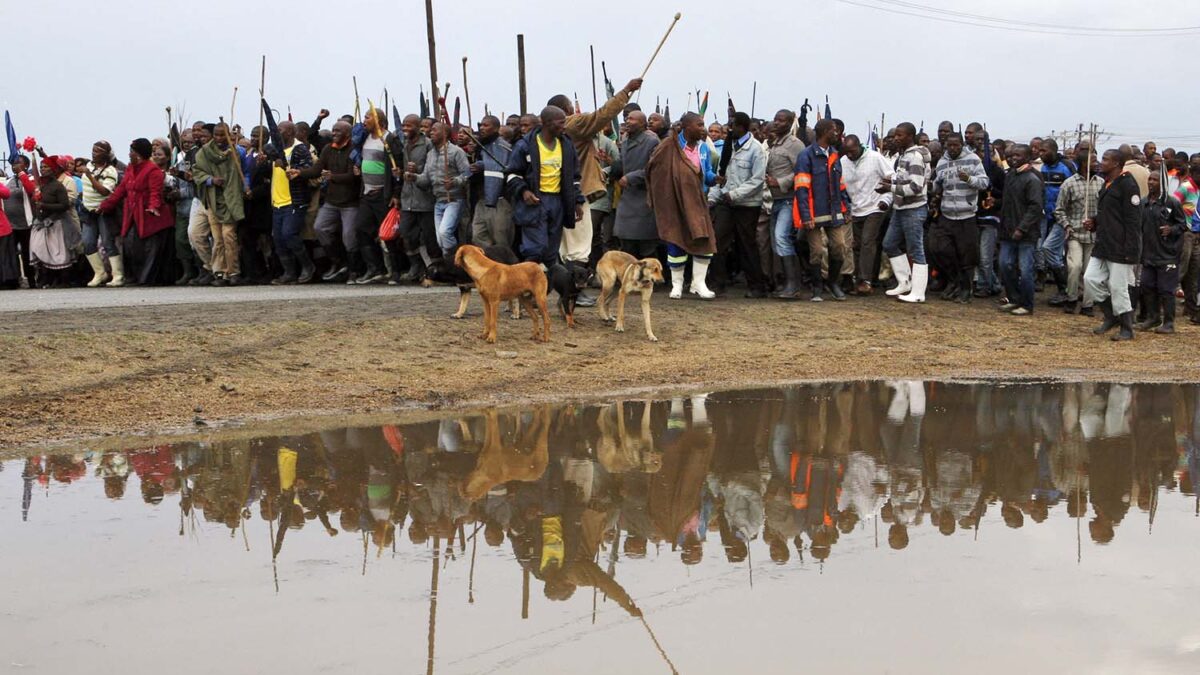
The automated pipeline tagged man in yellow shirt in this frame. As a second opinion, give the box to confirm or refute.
[503,106,584,266]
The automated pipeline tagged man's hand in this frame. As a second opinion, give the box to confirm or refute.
[876,177,892,193]
[469,162,482,175]
[805,220,816,230]
[716,175,727,187]
[1160,225,1173,237]
[352,165,361,176]
[244,189,252,199]
[320,169,332,181]
[389,197,400,209]
[212,176,226,187]
[957,170,970,182]
[286,169,301,180]
[623,78,644,95]
[317,109,330,120]
[1012,229,1024,241]
[1083,217,1096,232]
[618,175,628,189]
[147,208,160,217]
[721,193,732,205]
[597,149,612,166]
[575,204,584,222]
[443,177,453,192]
[765,175,779,189]
[877,201,889,212]
[522,191,541,206]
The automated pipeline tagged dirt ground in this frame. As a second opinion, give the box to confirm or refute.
[3,286,1198,454]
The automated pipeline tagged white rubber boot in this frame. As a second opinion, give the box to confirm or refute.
[899,264,928,303]
[86,253,110,287]
[689,258,715,300]
[669,267,685,299]
[106,255,126,287]
[906,380,927,417]
[885,255,911,296]
[887,382,910,423]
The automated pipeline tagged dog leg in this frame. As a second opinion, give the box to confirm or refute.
[598,283,613,322]
[483,298,498,343]
[509,299,521,320]
[523,296,541,341]
[536,291,551,343]
[453,290,470,319]
[642,290,658,342]
[615,289,627,333]
[566,298,576,329]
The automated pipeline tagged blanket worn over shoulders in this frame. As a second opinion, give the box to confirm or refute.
[646,139,716,255]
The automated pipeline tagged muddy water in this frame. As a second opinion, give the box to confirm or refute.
[3,381,1200,674]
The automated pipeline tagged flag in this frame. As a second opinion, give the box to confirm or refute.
[4,111,17,164]
[824,96,831,120]
[663,102,671,127]
[419,88,430,119]
[697,91,709,118]
[726,94,735,118]
[169,123,182,155]
[392,104,403,137]
[602,69,618,138]
[453,97,461,128]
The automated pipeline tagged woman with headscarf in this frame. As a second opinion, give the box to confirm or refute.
[99,138,175,285]
[22,155,82,287]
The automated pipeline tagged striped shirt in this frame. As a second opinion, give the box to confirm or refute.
[81,163,118,211]
[362,136,388,195]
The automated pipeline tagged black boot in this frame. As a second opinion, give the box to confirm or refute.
[1156,294,1176,334]
[828,258,846,300]
[956,270,974,304]
[940,269,959,301]
[272,257,298,285]
[1061,299,1078,314]
[175,258,196,286]
[1111,311,1134,341]
[1134,291,1161,331]
[1093,299,1118,335]
[322,257,347,282]
[1048,267,1068,306]
[810,279,824,302]
[1131,286,1143,322]
[774,255,801,300]
[399,254,426,282]
[296,249,317,284]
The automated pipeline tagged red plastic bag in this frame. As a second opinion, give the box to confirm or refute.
[378,207,403,241]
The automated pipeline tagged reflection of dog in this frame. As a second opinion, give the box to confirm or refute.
[547,262,591,328]
[597,400,662,474]
[596,251,665,342]
[436,245,522,320]
[462,408,549,501]
[454,245,550,343]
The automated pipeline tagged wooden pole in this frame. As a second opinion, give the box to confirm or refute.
[461,57,474,128]
[639,12,683,80]
[521,567,530,619]
[589,45,599,111]
[517,34,528,115]
[258,56,266,153]
[468,523,479,604]
[425,0,440,121]
[352,76,361,122]
[750,81,757,119]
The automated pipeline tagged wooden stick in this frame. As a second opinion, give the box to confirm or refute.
[352,76,361,122]
[425,0,440,121]
[461,57,474,128]
[590,45,599,111]
[639,12,682,79]
[468,523,479,604]
[427,535,441,675]
[750,80,757,118]
[258,55,266,153]
[517,34,528,115]
[521,566,530,619]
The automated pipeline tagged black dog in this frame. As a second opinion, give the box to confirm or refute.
[547,261,591,328]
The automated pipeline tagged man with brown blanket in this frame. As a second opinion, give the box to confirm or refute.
[647,112,718,299]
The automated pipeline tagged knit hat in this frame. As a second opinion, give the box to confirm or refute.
[130,138,152,161]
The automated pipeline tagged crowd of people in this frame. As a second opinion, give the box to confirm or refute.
[2,78,1197,340]
[18,382,1200,587]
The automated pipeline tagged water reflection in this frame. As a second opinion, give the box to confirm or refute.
[7,381,1200,673]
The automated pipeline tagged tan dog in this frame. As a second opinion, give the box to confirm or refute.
[596,250,665,342]
[454,245,550,343]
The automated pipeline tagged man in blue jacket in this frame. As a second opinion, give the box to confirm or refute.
[1039,139,1075,305]
[504,106,584,265]
[793,119,851,301]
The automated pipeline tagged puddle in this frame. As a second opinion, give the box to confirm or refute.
[3,381,1200,674]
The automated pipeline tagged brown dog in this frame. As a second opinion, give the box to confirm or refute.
[454,245,550,343]
[596,250,665,342]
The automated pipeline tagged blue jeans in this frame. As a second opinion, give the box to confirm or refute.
[272,204,308,266]
[1039,220,1066,270]
[976,221,1001,293]
[434,199,463,254]
[81,209,119,256]
[882,205,927,264]
[770,199,796,257]
[999,239,1036,310]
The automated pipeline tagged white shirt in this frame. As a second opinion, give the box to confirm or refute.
[840,148,894,217]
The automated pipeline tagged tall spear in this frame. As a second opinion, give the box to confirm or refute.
[517,34,528,115]
[257,56,266,153]
[461,57,474,128]
[425,0,440,121]
[750,81,757,118]
[589,45,599,112]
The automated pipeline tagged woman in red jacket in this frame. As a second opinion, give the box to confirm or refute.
[0,180,20,288]
[100,138,176,285]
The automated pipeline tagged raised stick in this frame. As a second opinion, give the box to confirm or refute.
[258,56,266,153]
[639,12,682,79]
[462,57,474,128]
[517,34,527,115]
[425,0,440,121]
[590,45,599,111]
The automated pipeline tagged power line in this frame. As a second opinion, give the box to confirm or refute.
[833,0,1200,37]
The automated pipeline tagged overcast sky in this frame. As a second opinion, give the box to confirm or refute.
[4,0,1195,163]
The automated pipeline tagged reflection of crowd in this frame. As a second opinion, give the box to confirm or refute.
[17,383,1200,603]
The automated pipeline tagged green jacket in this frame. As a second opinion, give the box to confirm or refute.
[192,141,246,223]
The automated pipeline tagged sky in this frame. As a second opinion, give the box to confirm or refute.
[3,0,1196,163]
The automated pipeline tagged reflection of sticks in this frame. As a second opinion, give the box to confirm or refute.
[1076,488,1082,565]
[748,543,754,589]
[427,535,441,675]
[638,615,680,675]
[521,567,530,619]
[268,516,278,593]
[468,523,480,604]
[241,517,249,552]
[362,530,368,576]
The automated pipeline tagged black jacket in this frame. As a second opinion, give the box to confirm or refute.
[998,166,1042,241]
[504,128,583,230]
[298,143,361,208]
[1093,173,1142,265]
[1140,194,1187,267]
